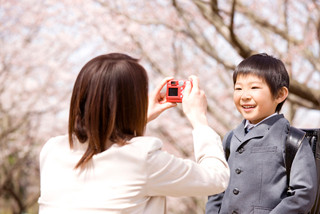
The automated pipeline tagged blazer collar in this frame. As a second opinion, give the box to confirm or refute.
[233,114,284,147]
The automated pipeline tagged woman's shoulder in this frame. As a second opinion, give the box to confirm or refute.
[40,135,69,155]
[128,136,163,153]
[44,134,68,146]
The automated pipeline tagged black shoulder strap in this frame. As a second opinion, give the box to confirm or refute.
[286,126,306,190]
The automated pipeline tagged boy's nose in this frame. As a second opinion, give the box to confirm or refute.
[241,91,251,100]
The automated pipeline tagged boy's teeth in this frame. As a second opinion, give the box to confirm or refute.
[243,106,254,108]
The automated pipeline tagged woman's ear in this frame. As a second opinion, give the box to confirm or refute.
[276,86,289,104]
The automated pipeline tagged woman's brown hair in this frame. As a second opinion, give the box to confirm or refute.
[68,53,149,168]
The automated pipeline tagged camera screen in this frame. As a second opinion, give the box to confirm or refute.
[168,88,178,96]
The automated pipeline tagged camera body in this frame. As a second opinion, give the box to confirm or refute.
[166,80,187,103]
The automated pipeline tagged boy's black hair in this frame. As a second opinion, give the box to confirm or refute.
[233,53,290,113]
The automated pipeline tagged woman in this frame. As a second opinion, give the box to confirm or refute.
[38,53,229,214]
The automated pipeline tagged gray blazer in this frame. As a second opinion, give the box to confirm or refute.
[206,114,317,214]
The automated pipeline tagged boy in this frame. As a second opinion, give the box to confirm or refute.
[206,53,317,213]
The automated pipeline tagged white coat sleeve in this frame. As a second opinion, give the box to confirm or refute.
[146,125,230,197]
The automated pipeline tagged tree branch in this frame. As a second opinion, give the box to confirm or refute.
[289,79,320,109]
[192,0,253,58]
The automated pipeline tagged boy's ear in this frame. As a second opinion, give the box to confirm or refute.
[276,87,289,103]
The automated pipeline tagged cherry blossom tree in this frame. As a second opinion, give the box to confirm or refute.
[1,0,319,213]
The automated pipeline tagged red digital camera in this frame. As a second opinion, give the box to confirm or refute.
[166,80,188,103]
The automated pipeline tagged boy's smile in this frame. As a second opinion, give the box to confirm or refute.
[233,74,284,124]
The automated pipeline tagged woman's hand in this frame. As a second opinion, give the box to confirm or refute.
[147,77,177,123]
[182,75,208,128]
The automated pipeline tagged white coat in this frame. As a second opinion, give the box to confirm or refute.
[38,125,230,214]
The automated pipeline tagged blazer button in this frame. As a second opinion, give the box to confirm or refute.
[238,147,245,154]
[235,168,242,174]
[233,188,240,195]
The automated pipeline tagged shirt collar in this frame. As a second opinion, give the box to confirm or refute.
[244,113,278,131]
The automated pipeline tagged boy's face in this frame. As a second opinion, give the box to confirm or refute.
[233,74,280,124]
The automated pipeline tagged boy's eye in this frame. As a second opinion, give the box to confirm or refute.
[251,86,260,89]
[234,87,242,91]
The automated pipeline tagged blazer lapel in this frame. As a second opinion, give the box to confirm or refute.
[232,115,284,151]
[232,121,248,151]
